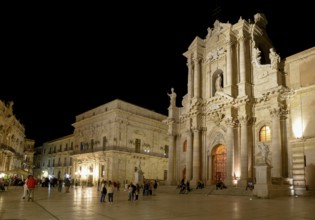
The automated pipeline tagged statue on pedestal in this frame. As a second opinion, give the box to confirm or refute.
[258,142,270,165]
[167,88,176,107]
[215,74,223,92]
[134,160,144,185]
[269,48,280,69]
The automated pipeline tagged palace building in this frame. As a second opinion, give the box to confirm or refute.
[37,99,169,186]
[0,100,35,178]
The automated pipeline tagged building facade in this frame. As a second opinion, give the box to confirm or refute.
[38,99,169,187]
[0,100,35,178]
[37,135,74,181]
[165,13,315,196]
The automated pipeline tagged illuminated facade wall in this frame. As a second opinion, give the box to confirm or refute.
[37,99,169,186]
[285,49,315,193]
[71,99,169,186]
[38,135,74,181]
[165,12,315,195]
[0,100,34,177]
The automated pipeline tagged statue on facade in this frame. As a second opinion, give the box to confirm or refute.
[215,74,223,92]
[258,142,270,164]
[253,47,261,65]
[6,101,14,116]
[269,48,280,69]
[167,88,176,107]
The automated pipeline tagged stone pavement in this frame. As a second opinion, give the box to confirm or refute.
[0,185,314,220]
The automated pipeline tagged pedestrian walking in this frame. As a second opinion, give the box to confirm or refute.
[26,174,36,201]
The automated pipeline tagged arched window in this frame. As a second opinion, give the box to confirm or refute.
[259,126,271,142]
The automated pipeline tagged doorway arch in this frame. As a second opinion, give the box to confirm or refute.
[212,144,226,183]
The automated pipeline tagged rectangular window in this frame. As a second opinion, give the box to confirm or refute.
[165,145,169,158]
[91,139,94,151]
[103,136,107,150]
[135,139,141,153]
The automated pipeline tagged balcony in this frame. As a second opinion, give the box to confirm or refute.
[71,145,167,158]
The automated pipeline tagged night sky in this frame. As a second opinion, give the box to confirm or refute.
[2,1,314,147]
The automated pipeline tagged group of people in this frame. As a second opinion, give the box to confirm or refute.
[57,178,71,193]
[178,178,192,194]
[100,180,114,203]
[127,180,158,201]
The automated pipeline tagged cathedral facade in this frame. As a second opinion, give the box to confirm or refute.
[165,13,315,196]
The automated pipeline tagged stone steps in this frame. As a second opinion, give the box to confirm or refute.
[157,185,254,196]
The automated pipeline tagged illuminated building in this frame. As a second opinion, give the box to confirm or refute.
[165,13,315,197]
[38,99,169,186]
[0,100,35,178]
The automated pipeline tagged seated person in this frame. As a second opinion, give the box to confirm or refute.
[216,180,227,190]
[196,180,205,189]
[246,181,254,190]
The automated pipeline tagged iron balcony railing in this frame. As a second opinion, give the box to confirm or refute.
[71,145,168,158]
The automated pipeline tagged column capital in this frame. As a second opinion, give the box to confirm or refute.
[269,108,281,118]
[185,129,192,134]
[270,106,290,119]
[191,126,201,132]
[224,117,237,128]
[238,115,256,126]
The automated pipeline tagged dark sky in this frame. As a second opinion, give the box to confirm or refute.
[2,1,314,147]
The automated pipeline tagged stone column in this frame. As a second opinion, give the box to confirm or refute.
[186,130,192,181]
[239,36,246,83]
[238,36,246,97]
[187,57,193,99]
[193,56,200,98]
[225,118,235,186]
[281,113,289,177]
[167,134,176,185]
[226,41,232,87]
[239,116,249,186]
[270,108,282,178]
[191,128,200,184]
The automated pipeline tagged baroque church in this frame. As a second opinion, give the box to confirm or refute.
[165,13,315,197]
[1,12,314,198]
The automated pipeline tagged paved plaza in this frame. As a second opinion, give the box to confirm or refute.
[1,185,315,220]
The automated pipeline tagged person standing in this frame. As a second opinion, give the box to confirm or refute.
[58,179,63,192]
[22,176,29,199]
[100,180,107,203]
[26,174,36,201]
[107,181,114,203]
[64,178,71,193]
